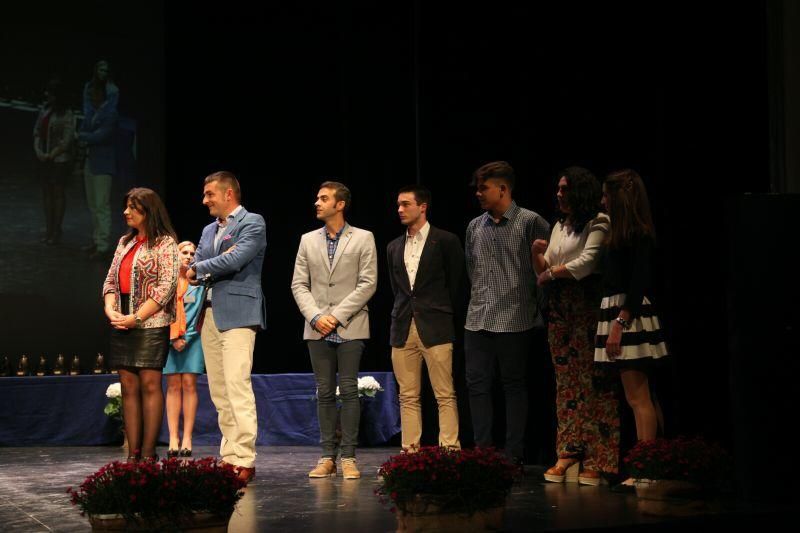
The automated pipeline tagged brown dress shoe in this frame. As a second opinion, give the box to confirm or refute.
[236,466,256,485]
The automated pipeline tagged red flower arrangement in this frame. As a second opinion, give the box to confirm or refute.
[375,446,520,516]
[67,457,246,526]
[624,437,732,487]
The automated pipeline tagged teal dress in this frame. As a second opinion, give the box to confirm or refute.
[163,285,206,374]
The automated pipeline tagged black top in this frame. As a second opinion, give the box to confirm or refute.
[600,234,655,319]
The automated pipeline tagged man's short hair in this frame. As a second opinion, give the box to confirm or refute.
[320,180,351,211]
[397,185,432,209]
[205,171,241,202]
[471,161,516,190]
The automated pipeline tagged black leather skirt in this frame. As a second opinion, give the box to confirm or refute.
[110,295,169,369]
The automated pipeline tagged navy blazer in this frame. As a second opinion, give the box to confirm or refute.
[387,225,465,347]
[193,207,267,331]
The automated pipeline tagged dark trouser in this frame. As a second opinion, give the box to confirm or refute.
[308,339,364,458]
[464,329,534,460]
[39,161,69,240]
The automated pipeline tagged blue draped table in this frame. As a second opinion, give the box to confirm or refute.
[0,373,400,446]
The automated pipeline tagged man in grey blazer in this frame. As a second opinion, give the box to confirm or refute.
[187,171,266,485]
[291,181,377,480]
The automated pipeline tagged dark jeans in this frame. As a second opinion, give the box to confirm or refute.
[308,339,364,458]
[464,329,534,459]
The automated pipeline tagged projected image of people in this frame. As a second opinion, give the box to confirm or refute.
[0,6,165,366]
[79,59,120,261]
[33,78,75,245]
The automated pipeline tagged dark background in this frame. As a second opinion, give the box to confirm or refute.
[164,2,769,447]
[1,2,778,462]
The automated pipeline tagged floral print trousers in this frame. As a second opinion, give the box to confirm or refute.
[547,278,620,473]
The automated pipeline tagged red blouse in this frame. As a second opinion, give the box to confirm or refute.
[118,236,147,295]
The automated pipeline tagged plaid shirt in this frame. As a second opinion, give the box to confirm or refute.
[311,225,346,343]
[465,202,550,333]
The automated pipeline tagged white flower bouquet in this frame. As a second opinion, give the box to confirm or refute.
[104,383,122,420]
[333,375,384,398]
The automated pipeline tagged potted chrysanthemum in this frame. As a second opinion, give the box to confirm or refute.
[624,436,732,516]
[67,457,246,531]
[376,446,519,531]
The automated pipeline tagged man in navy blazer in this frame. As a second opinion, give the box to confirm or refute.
[187,171,266,484]
[387,185,464,451]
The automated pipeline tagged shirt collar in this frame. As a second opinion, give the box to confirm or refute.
[325,223,346,241]
[406,221,430,241]
[218,205,243,226]
[483,201,519,224]
[500,201,519,220]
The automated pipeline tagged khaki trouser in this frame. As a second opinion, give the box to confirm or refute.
[391,320,460,450]
[200,307,258,468]
[83,160,111,252]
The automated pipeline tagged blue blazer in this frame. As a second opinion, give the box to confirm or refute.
[78,108,118,176]
[193,207,267,331]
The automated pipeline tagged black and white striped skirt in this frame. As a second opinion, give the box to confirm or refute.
[594,294,668,363]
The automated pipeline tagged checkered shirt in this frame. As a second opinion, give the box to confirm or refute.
[311,225,346,343]
[465,202,551,332]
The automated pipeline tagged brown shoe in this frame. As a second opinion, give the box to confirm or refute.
[340,457,361,479]
[236,466,256,485]
[308,458,336,478]
[543,458,580,483]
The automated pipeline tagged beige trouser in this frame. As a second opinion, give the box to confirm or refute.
[391,320,460,450]
[200,307,258,468]
[83,160,112,252]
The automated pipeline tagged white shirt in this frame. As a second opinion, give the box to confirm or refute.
[404,221,430,290]
[541,213,609,280]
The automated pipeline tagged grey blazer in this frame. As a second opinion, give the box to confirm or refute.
[290,223,378,340]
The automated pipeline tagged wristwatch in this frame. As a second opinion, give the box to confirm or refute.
[615,316,632,330]
[134,314,143,328]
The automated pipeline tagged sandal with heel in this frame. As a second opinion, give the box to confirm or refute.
[544,458,580,483]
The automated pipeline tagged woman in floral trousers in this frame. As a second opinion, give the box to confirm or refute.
[532,167,620,485]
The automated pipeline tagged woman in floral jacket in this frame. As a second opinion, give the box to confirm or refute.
[102,187,178,462]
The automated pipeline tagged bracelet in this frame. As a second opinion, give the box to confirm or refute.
[615,316,632,330]
[547,267,555,281]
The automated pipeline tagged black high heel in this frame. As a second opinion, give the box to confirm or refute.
[179,448,192,458]
[167,449,179,459]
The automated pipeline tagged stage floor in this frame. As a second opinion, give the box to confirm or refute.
[0,446,786,532]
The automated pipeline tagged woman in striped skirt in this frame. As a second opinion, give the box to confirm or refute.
[596,169,668,487]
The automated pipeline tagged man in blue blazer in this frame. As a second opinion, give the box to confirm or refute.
[78,106,117,259]
[187,171,266,484]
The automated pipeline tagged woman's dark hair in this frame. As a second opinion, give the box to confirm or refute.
[45,78,67,113]
[89,60,111,108]
[122,188,177,245]
[556,166,601,233]
[603,169,656,248]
